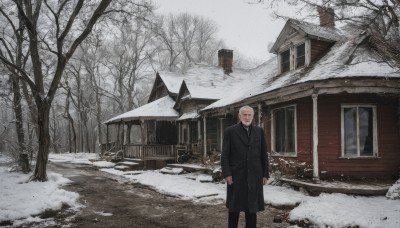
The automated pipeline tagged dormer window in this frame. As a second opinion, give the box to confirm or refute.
[278,40,310,74]
[281,49,290,73]
[296,43,305,68]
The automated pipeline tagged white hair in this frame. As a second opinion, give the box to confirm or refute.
[239,105,254,115]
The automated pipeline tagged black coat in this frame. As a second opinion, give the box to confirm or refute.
[221,123,269,213]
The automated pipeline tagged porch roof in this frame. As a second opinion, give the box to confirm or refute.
[104,96,179,124]
[177,111,200,121]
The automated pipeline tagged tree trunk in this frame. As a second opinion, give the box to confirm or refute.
[51,107,59,153]
[11,74,31,173]
[84,120,90,153]
[30,101,51,182]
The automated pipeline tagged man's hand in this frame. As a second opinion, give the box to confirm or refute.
[263,177,268,185]
[225,176,233,185]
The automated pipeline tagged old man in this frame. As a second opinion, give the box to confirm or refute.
[221,105,269,228]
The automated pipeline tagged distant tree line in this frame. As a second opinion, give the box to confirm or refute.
[0,0,245,181]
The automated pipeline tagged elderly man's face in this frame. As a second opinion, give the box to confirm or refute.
[239,108,254,126]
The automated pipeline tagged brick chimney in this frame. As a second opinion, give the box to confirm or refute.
[218,49,233,74]
[318,7,335,28]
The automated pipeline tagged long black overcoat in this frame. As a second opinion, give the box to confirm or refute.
[221,123,269,213]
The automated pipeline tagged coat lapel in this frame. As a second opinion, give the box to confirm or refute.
[234,123,250,146]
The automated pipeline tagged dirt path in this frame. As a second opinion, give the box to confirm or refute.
[40,162,290,228]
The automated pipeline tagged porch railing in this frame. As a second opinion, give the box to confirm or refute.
[124,144,177,161]
[100,141,122,154]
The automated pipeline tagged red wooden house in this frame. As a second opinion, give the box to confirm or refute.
[201,10,400,181]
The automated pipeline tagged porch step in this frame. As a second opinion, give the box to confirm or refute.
[114,160,141,171]
[280,177,391,196]
[123,158,143,163]
[167,163,212,173]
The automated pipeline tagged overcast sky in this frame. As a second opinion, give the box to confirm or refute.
[152,0,296,61]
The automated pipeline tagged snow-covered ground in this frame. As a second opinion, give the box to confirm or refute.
[0,153,81,226]
[1,152,399,227]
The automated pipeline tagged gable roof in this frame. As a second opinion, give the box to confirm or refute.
[165,63,271,110]
[270,18,342,54]
[104,96,179,124]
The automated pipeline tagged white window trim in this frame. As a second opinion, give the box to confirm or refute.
[340,104,378,158]
[271,105,297,157]
[278,39,310,74]
[278,48,290,74]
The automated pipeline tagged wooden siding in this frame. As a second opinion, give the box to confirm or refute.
[317,94,400,179]
[266,97,313,164]
[265,94,400,180]
[180,100,213,114]
[310,39,333,63]
[149,77,169,102]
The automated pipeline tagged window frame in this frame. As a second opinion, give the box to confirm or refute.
[280,49,290,73]
[278,41,309,74]
[271,105,297,157]
[340,104,378,158]
[296,43,306,68]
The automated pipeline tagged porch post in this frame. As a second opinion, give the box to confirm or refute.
[187,121,190,146]
[203,116,207,159]
[140,119,147,144]
[106,124,109,144]
[258,103,262,127]
[106,124,110,152]
[312,94,320,183]
[178,122,181,144]
[117,122,121,150]
[121,121,125,145]
[126,123,132,146]
[197,120,201,140]
[219,118,223,152]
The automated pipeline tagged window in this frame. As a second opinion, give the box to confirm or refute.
[272,106,296,155]
[279,42,307,74]
[341,105,377,157]
[280,49,290,73]
[296,44,305,68]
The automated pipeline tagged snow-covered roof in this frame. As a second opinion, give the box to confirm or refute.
[177,111,200,121]
[270,18,342,54]
[289,19,342,41]
[158,63,272,110]
[104,96,179,124]
[203,31,400,112]
[158,73,185,95]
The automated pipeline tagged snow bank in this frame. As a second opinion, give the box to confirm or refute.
[289,193,400,228]
[49,152,98,164]
[386,179,400,200]
[0,167,80,223]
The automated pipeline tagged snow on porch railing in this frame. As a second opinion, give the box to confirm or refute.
[124,145,176,160]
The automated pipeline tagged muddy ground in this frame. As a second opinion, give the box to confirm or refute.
[24,162,291,228]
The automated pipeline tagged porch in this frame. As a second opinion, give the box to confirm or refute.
[100,142,186,162]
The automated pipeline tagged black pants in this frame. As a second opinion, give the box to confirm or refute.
[228,211,256,228]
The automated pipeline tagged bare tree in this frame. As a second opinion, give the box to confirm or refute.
[195,16,219,63]
[0,0,153,181]
[154,13,224,72]
[0,0,31,172]
[107,10,156,113]
[154,14,182,72]
[61,82,77,153]
[78,31,109,150]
